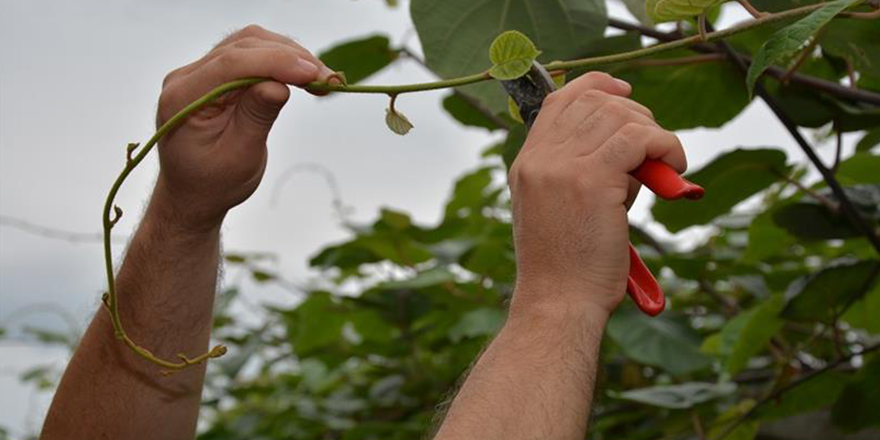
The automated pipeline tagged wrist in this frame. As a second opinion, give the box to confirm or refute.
[147,179,224,238]
[506,285,611,338]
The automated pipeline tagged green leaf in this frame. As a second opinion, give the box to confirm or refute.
[610,382,736,409]
[821,18,880,77]
[856,128,880,152]
[782,259,880,322]
[448,307,505,342]
[288,292,346,356]
[621,0,653,25]
[746,0,860,96]
[831,354,880,431]
[837,153,880,184]
[842,279,880,333]
[379,267,455,290]
[444,167,494,219]
[755,371,851,421]
[745,208,796,261]
[646,0,725,23]
[714,295,785,375]
[411,0,607,113]
[441,93,501,130]
[385,107,413,135]
[487,30,541,80]
[318,34,398,84]
[251,270,275,283]
[772,202,860,240]
[607,308,712,376]
[652,148,788,233]
[23,326,74,348]
[773,184,880,240]
[618,50,749,130]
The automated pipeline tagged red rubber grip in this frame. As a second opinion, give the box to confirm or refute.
[626,244,665,316]
[632,159,704,201]
[625,160,704,317]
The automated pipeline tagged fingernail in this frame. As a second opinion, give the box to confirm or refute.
[614,78,632,92]
[323,67,342,85]
[297,58,319,75]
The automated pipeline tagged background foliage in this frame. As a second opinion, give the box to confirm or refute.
[5,0,880,439]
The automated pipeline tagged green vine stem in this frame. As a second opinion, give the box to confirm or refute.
[102,1,842,372]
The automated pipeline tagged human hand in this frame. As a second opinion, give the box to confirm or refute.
[507,72,687,318]
[150,25,337,233]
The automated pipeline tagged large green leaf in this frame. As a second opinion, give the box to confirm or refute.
[616,49,750,130]
[773,184,880,240]
[842,279,880,333]
[821,18,880,77]
[441,93,501,130]
[837,153,880,184]
[831,354,880,432]
[745,208,796,261]
[772,202,861,240]
[652,148,788,233]
[746,0,860,96]
[448,307,505,342]
[856,128,880,153]
[714,295,785,375]
[607,308,712,376]
[287,292,346,356]
[646,0,725,23]
[610,381,736,409]
[781,259,880,322]
[754,371,851,420]
[411,0,607,113]
[318,34,398,84]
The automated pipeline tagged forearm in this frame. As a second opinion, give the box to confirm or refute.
[42,183,222,440]
[434,292,609,440]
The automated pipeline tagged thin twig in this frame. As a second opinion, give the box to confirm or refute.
[0,214,125,244]
[398,47,510,131]
[624,53,727,69]
[691,410,707,440]
[832,120,843,174]
[771,169,839,212]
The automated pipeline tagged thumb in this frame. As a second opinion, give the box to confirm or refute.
[232,81,291,139]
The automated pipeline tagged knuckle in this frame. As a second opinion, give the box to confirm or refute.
[618,122,646,141]
[162,68,182,88]
[600,100,629,120]
[584,71,613,83]
[229,36,262,49]
[543,89,566,106]
[581,89,607,100]
[239,24,266,38]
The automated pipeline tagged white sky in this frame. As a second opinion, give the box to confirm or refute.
[0,0,860,437]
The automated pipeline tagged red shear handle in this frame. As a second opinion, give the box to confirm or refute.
[626,244,665,316]
[624,159,704,316]
[632,159,704,201]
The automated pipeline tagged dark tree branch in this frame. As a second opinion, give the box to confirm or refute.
[711,36,880,257]
[607,18,880,106]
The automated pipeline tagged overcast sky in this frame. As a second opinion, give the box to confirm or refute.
[0,0,860,437]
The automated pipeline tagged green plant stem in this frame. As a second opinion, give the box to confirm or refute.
[102,77,263,371]
[305,3,826,95]
[101,1,841,372]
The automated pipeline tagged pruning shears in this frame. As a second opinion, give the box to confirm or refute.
[501,62,704,316]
